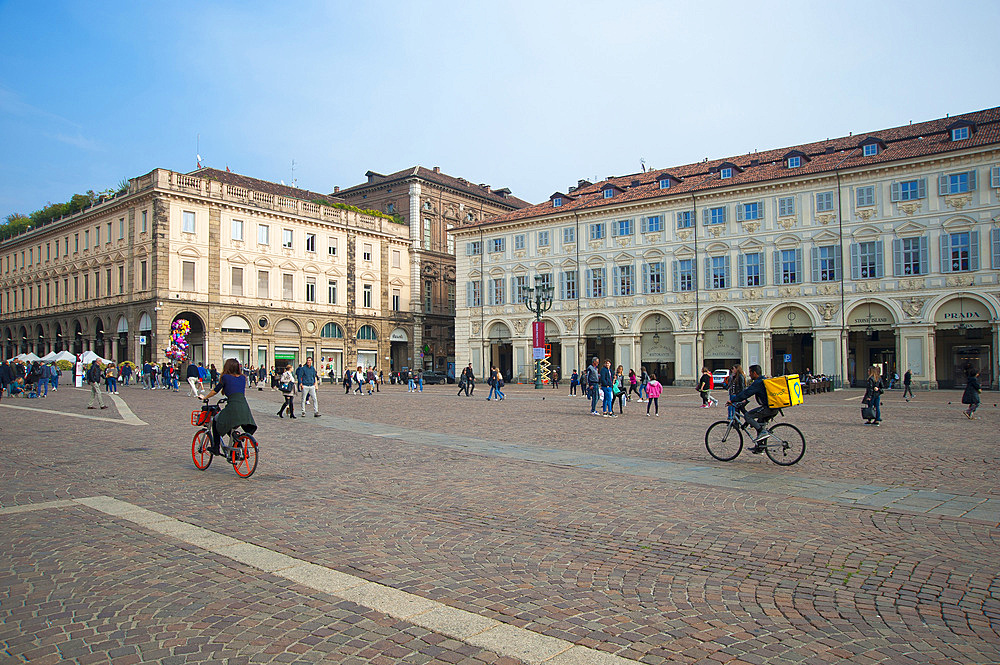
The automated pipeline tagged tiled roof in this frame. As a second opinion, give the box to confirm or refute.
[335,166,532,209]
[463,106,1000,229]
[189,168,338,204]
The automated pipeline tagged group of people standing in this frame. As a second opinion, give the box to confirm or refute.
[575,357,664,417]
[341,366,384,395]
[0,358,61,399]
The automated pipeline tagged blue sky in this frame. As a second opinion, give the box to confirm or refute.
[1,0,997,217]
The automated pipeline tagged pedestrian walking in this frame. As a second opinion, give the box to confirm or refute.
[697,367,718,408]
[962,369,982,419]
[186,362,202,396]
[0,359,13,400]
[105,362,119,394]
[569,369,579,396]
[727,363,747,422]
[627,369,641,400]
[417,369,424,392]
[902,369,914,401]
[645,373,662,416]
[353,366,365,395]
[863,366,884,426]
[639,366,650,401]
[86,361,107,410]
[613,365,627,414]
[277,368,296,418]
[298,357,321,417]
[586,357,601,415]
[343,368,353,394]
[407,369,416,392]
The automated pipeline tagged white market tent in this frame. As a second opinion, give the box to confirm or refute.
[16,352,41,362]
[50,351,77,363]
[81,350,111,364]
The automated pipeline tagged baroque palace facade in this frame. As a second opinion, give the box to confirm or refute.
[0,168,413,376]
[454,107,1000,389]
[334,166,529,375]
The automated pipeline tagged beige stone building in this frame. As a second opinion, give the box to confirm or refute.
[454,107,1000,389]
[1,168,413,377]
[334,167,529,376]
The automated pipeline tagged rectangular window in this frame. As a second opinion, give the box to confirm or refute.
[613,264,634,295]
[852,241,883,279]
[952,127,969,141]
[363,243,372,262]
[466,241,482,256]
[708,256,729,289]
[614,219,633,236]
[258,270,269,298]
[140,261,147,290]
[75,234,79,253]
[141,210,147,233]
[467,281,481,307]
[513,275,529,304]
[95,226,100,245]
[940,171,977,195]
[231,267,243,296]
[560,270,578,300]
[118,265,124,294]
[84,230,89,250]
[363,284,373,308]
[51,242,55,260]
[448,284,455,313]
[425,280,433,312]
[447,224,455,254]
[740,253,763,287]
[812,245,841,282]
[423,220,431,250]
[894,237,928,276]
[720,167,733,179]
[118,218,124,240]
[552,197,562,207]
[788,156,801,168]
[514,234,525,251]
[562,227,575,244]
[182,261,195,291]
[282,229,293,249]
[676,211,693,229]
[589,223,605,240]
[992,166,1000,189]
[642,215,663,233]
[305,233,316,252]
[305,277,316,302]
[258,224,270,245]
[391,249,400,268]
[674,259,694,292]
[328,237,338,256]
[586,267,606,298]
[106,222,111,243]
[489,238,505,254]
[778,249,801,284]
[231,219,244,241]
[863,143,878,156]
[855,186,875,208]
[282,273,293,300]
[738,202,760,221]
[992,228,1000,269]
[328,280,338,304]
[643,262,664,294]
[815,191,835,212]
[536,273,552,293]
[705,206,727,225]
[489,278,505,305]
[182,211,196,233]
[74,276,79,300]
[537,230,550,247]
[777,197,795,217]
[941,232,977,273]
[392,288,401,311]
[105,268,111,295]
[891,179,926,202]
[603,189,614,199]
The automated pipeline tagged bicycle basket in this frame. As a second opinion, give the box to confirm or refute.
[191,409,212,426]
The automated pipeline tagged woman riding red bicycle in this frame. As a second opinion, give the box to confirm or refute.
[200,358,257,456]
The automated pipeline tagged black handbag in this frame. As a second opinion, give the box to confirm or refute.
[861,405,876,420]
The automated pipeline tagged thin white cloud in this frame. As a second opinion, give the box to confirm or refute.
[0,85,81,128]
[47,132,102,152]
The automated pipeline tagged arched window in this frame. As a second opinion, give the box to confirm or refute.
[321,322,344,338]
[356,325,377,340]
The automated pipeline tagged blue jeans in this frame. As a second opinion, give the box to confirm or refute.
[52,374,59,389]
[602,387,613,413]
[408,379,416,391]
[108,377,117,392]
[488,385,497,400]
[39,378,49,396]
[589,386,599,412]
[727,402,736,420]
[871,393,882,422]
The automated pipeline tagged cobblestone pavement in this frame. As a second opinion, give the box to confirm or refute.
[1,381,998,664]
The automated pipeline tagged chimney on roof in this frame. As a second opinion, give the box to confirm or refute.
[334,186,340,193]
[433,166,440,173]
[479,183,490,190]
[577,179,592,188]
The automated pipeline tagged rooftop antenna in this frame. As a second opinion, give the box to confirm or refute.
[640,158,646,172]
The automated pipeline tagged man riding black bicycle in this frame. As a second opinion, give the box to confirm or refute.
[726,364,777,450]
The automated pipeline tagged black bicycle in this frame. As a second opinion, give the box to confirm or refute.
[705,401,805,466]
[191,398,259,477]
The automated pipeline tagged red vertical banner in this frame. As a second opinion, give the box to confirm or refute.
[532,321,545,350]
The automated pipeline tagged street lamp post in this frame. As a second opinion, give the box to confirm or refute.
[524,275,554,389]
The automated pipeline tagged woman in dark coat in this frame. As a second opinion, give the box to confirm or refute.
[863,366,884,426]
[200,358,257,455]
[962,370,982,419]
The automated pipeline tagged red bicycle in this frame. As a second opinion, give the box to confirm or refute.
[191,399,259,477]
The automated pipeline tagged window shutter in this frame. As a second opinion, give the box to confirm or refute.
[834,245,842,281]
[559,272,566,300]
[850,243,860,280]
[917,179,926,199]
[724,255,731,285]
[992,167,1000,189]
[672,261,679,292]
[919,237,929,275]
[773,251,781,284]
[721,207,727,223]
[640,217,647,234]
[757,200,765,218]
[970,230,979,271]
[969,169,977,191]
[612,266,620,295]
[795,249,803,284]
[890,182,900,202]
[940,234,950,273]
[736,204,745,222]
[874,241,884,278]
[466,283,472,307]
[702,209,709,225]
[585,269,592,298]
[938,175,948,196]
[610,221,619,237]
[810,247,819,282]
[641,263,649,293]
[892,239,902,276]
[738,254,746,286]
[992,229,1000,269]
[759,253,766,286]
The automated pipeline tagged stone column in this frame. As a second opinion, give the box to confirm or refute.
[674,331,698,386]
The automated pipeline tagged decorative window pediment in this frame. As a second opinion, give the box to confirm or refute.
[774,234,800,249]
[892,221,927,237]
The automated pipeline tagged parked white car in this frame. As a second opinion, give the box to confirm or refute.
[711,369,730,389]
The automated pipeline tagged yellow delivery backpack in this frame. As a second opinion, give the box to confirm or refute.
[764,374,803,408]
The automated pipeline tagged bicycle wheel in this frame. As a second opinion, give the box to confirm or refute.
[705,420,743,461]
[231,433,258,478]
[192,429,213,470]
[764,423,805,466]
